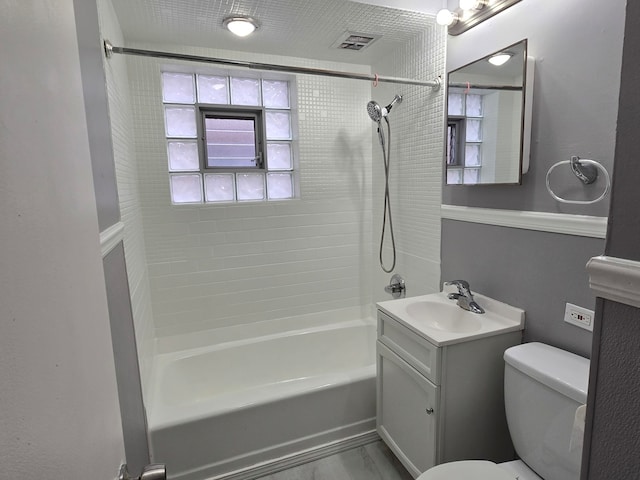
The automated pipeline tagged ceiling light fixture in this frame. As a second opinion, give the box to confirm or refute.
[488,52,514,66]
[223,16,259,37]
[436,8,458,26]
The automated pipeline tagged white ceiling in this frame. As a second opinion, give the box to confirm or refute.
[109,0,440,65]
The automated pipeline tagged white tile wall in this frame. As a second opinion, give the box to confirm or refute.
[101,6,444,349]
[371,24,446,303]
[125,44,374,337]
[97,0,156,395]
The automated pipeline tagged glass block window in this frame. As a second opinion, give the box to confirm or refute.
[161,71,295,204]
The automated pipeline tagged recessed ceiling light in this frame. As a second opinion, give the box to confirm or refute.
[488,52,514,66]
[223,16,259,37]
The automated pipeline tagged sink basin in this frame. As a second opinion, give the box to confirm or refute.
[377,288,525,346]
[405,301,483,333]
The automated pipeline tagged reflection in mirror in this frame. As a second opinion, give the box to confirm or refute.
[445,39,531,186]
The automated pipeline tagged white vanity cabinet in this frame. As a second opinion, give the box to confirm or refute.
[376,308,522,478]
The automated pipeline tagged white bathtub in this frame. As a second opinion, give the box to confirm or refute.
[148,319,377,480]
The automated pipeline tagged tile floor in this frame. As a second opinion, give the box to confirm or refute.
[255,441,413,480]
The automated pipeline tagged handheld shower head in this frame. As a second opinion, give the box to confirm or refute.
[367,94,403,123]
[367,100,383,123]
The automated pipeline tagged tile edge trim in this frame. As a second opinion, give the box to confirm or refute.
[100,221,124,258]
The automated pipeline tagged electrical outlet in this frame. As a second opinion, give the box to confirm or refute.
[564,303,594,331]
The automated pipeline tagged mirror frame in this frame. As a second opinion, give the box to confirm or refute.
[444,39,534,186]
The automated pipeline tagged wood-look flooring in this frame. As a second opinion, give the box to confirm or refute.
[255,441,413,480]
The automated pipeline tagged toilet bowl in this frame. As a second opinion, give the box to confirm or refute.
[416,460,518,480]
[416,343,589,480]
[417,459,542,480]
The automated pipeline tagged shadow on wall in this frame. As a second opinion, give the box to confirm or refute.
[337,127,373,313]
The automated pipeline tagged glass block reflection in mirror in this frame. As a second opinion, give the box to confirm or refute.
[465,145,481,167]
[266,111,292,140]
[463,168,480,185]
[447,168,462,185]
[267,143,292,170]
[236,173,265,201]
[448,93,464,116]
[230,77,261,106]
[465,94,483,117]
[168,141,199,171]
[465,119,482,143]
[204,173,235,202]
[262,80,289,109]
[267,173,293,199]
[162,72,195,104]
[170,174,202,204]
[165,106,197,138]
[197,75,229,104]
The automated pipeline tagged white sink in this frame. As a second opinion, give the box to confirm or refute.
[377,286,524,346]
[405,300,483,333]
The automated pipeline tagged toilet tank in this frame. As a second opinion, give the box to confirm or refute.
[504,343,589,480]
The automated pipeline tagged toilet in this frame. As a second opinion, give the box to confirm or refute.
[418,342,590,480]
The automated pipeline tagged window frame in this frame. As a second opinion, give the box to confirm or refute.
[197,105,266,171]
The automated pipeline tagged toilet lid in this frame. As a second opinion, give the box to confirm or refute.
[417,460,518,480]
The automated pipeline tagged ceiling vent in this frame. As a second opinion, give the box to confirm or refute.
[332,31,381,51]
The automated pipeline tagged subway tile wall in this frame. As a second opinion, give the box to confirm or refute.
[371,24,446,301]
[97,0,156,395]
[125,44,374,338]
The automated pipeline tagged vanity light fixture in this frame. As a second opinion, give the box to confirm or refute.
[488,52,514,66]
[436,8,459,26]
[459,0,487,10]
[223,16,259,37]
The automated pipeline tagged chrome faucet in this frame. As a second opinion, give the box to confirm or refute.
[445,280,485,314]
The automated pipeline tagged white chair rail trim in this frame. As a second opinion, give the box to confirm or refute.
[587,255,640,308]
[99,221,124,258]
[441,205,607,238]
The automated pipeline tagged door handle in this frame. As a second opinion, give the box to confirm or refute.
[119,463,166,480]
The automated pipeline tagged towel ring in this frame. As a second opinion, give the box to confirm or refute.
[546,156,611,205]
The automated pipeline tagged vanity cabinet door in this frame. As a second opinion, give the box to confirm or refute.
[377,341,438,477]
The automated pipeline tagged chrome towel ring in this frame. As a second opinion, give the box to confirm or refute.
[546,156,611,205]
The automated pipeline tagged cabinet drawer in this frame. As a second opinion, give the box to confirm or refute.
[377,341,439,476]
[378,310,440,384]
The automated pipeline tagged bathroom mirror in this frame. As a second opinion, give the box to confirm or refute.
[445,39,533,185]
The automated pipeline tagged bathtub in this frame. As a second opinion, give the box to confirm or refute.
[148,319,377,480]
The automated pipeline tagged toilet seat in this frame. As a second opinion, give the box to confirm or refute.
[416,460,518,480]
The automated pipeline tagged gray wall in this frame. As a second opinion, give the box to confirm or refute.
[444,0,624,216]
[583,1,640,477]
[441,221,602,357]
[441,0,626,357]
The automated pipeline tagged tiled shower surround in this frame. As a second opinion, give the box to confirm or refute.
[98,0,444,396]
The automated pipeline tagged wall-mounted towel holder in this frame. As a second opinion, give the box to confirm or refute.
[546,155,611,205]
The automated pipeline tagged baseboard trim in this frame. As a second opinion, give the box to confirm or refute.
[441,205,607,238]
[209,430,380,480]
[587,255,640,308]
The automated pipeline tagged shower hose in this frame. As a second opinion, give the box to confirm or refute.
[378,117,396,273]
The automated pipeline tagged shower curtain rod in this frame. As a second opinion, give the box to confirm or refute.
[103,40,441,89]
[449,82,523,91]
